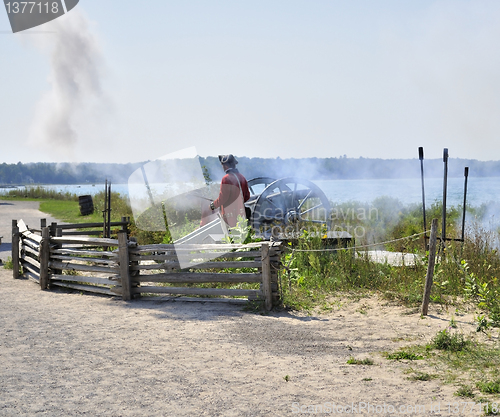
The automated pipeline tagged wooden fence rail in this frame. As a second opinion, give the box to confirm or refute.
[42,217,129,237]
[12,219,281,310]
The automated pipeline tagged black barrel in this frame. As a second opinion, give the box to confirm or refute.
[78,195,94,216]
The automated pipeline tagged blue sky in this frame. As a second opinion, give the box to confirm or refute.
[1,0,500,163]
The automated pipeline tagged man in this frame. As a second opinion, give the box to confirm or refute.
[209,154,250,228]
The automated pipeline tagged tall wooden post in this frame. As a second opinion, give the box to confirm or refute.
[118,231,132,301]
[121,216,128,235]
[461,167,469,243]
[421,218,438,316]
[50,222,57,237]
[261,242,272,311]
[418,147,427,250]
[39,227,50,290]
[40,218,46,229]
[12,220,20,279]
[441,148,449,253]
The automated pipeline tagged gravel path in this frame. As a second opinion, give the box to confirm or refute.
[0,199,63,264]
[1,267,484,416]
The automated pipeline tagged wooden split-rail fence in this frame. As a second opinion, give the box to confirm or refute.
[11,219,282,310]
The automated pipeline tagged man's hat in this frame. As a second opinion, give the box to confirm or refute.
[218,154,238,165]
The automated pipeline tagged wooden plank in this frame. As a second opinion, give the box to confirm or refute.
[50,236,119,246]
[261,242,273,311]
[20,226,42,243]
[138,296,249,304]
[22,245,39,258]
[20,261,40,276]
[130,241,266,253]
[136,272,262,283]
[129,250,261,262]
[50,282,115,295]
[62,231,104,236]
[50,254,119,266]
[133,286,260,297]
[50,248,118,257]
[18,219,28,234]
[21,239,39,251]
[131,260,262,271]
[25,271,40,283]
[49,261,119,274]
[56,221,128,230]
[21,254,41,269]
[51,274,119,286]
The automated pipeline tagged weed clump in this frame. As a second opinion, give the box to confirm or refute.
[346,357,374,365]
[384,350,424,361]
[431,329,470,352]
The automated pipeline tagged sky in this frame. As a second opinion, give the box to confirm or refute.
[1,0,500,164]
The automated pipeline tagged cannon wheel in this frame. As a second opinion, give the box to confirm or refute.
[251,177,331,238]
[247,177,277,196]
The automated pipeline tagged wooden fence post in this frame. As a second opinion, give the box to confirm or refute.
[118,231,132,301]
[39,227,50,290]
[261,242,273,311]
[40,218,46,229]
[421,218,438,316]
[12,220,20,279]
[121,216,128,234]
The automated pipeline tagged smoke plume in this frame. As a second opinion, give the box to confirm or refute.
[28,9,104,160]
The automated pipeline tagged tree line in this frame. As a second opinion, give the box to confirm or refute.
[1,157,500,185]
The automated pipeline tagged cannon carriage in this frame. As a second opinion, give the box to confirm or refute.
[245,177,332,239]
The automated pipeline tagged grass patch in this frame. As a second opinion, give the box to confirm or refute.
[431,329,470,352]
[477,380,500,395]
[2,256,13,270]
[386,329,500,402]
[346,357,374,365]
[484,402,500,415]
[0,185,77,201]
[454,384,476,398]
[384,349,425,361]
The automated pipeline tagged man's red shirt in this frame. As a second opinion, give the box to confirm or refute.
[212,169,250,227]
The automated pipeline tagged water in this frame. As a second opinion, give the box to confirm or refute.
[314,177,500,207]
[2,177,499,208]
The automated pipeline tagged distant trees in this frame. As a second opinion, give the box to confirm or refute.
[1,158,500,185]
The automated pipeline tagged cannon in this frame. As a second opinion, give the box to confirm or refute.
[174,176,347,245]
[245,177,332,239]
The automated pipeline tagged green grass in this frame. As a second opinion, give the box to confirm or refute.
[431,329,470,352]
[384,350,424,361]
[385,329,500,402]
[2,256,13,269]
[346,357,374,365]
[0,185,78,201]
[455,384,476,398]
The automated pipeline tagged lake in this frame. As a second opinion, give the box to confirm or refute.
[2,176,499,208]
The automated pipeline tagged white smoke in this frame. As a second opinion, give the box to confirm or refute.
[28,9,104,161]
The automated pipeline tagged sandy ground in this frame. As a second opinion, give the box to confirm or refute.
[0,200,491,416]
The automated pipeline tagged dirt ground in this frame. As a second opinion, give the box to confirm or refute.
[0,200,490,416]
